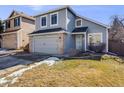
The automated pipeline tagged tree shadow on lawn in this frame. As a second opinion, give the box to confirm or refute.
[64,52,124,64]
[64,53,104,61]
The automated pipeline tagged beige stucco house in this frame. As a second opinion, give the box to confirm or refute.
[0,10,35,49]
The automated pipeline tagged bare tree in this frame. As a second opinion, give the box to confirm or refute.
[109,15,124,40]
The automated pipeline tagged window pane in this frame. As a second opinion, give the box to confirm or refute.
[6,21,10,28]
[14,17,20,27]
[76,20,81,26]
[14,19,17,27]
[18,18,20,26]
[41,17,46,26]
[51,14,57,25]
[89,34,101,45]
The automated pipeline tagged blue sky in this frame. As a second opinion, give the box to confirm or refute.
[0,5,124,25]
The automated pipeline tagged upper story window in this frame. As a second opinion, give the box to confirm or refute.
[14,17,20,27]
[5,21,10,29]
[75,19,82,27]
[40,15,47,28]
[50,12,58,26]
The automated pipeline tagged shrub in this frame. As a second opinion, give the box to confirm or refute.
[21,44,29,52]
[67,48,80,57]
[101,54,124,63]
[89,43,106,53]
[101,54,116,60]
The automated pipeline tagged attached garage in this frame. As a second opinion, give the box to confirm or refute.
[30,33,65,54]
[2,32,18,49]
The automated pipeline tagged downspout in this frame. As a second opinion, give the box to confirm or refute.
[106,28,109,52]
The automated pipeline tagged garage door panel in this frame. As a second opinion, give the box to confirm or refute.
[33,35,60,54]
[2,33,17,49]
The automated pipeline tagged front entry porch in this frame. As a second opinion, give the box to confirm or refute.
[72,27,88,52]
[75,34,86,51]
[74,32,87,52]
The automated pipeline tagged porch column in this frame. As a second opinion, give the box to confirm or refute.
[84,32,87,51]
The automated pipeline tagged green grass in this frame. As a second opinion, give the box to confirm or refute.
[10,59,124,87]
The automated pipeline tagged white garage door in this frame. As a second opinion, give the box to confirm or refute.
[33,35,60,54]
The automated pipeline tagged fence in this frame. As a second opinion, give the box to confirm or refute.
[109,39,124,56]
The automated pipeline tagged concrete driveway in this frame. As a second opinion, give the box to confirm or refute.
[0,49,49,77]
[0,56,33,70]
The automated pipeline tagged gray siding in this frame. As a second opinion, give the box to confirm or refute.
[64,9,76,53]
[80,18,108,51]
[35,9,66,31]
[22,17,35,25]
[34,7,108,54]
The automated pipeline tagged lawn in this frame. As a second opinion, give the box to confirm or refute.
[9,57,124,87]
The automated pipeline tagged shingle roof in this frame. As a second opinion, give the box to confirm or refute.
[6,10,35,21]
[72,27,88,33]
[30,28,65,34]
[35,6,76,17]
[35,6,108,28]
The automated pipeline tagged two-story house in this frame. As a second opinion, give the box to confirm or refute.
[29,6,108,55]
[1,10,35,49]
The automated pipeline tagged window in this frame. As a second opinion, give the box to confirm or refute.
[50,12,58,26]
[14,17,20,27]
[3,23,6,31]
[88,33,102,45]
[40,15,47,27]
[5,21,10,29]
[75,19,82,27]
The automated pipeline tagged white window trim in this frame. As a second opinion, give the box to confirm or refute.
[88,33,103,45]
[50,12,58,27]
[40,15,47,28]
[75,19,82,28]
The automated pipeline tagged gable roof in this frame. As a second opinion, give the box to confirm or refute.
[9,10,19,18]
[6,10,35,21]
[76,15,108,28]
[35,6,108,28]
[35,6,76,17]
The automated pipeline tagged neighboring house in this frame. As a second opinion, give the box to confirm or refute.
[29,6,108,55]
[0,11,35,49]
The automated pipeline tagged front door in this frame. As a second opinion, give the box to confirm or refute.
[76,35,83,50]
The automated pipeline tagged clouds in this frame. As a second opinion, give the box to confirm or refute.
[28,5,44,11]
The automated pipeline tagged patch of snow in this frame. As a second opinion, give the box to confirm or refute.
[41,57,60,66]
[11,77,18,84]
[0,49,7,54]
[0,77,8,84]
[46,57,60,61]
[0,57,60,86]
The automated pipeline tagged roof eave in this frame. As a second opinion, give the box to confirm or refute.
[77,15,108,28]
[34,6,108,28]
[34,6,71,17]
